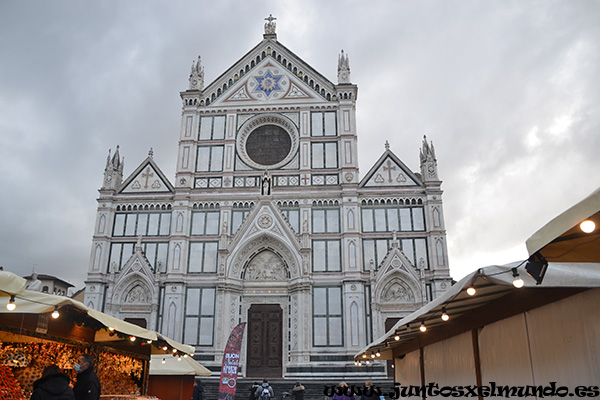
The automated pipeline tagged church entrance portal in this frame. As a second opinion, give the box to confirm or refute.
[246,304,283,378]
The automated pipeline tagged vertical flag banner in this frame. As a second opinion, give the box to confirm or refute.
[218,322,247,400]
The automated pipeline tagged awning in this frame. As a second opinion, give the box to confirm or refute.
[526,187,600,262]
[0,271,193,355]
[355,261,600,360]
[149,354,211,376]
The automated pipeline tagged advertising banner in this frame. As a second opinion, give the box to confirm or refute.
[217,322,247,400]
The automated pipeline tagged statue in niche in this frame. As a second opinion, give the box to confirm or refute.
[261,171,272,195]
[125,285,148,303]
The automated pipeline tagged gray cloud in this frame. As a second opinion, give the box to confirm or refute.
[0,0,598,288]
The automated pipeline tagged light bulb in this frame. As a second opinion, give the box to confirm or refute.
[147,340,152,344]
[375,350,381,357]
[466,286,476,296]
[51,307,60,319]
[365,360,370,365]
[6,295,16,311]
[162,358,166,364]
[183,354,188,358]
[172,348,177,353]
[513,277,524,288]
[394,335,400,341]
[580,220,595,233]
[163,346,168,351]
[420,322,427,332]
[178,356,182,361]
[441,308,449,321]
[512,268,524,288]
[371,352,375,358]
[362,354,367,359]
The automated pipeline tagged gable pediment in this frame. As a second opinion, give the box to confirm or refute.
[202,40,337,107]
[212,60,325,106]
[361,150,422,188]
[119,157,174,194]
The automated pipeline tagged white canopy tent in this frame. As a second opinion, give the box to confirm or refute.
[149,354,211,376]
[0,270,193,355]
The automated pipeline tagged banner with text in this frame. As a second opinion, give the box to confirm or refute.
[217,322,247,400]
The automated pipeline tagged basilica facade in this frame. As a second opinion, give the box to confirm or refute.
[84,18,452,378]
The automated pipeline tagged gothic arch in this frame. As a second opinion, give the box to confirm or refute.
[377,276,419,305]
[374,270,422,305]
[228,233,301,280]
[112,272,155,306]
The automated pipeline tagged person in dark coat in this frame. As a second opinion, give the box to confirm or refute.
[72,354,101,400]
[193,378,204,400]
[249,382,260,400]
[332,382,355,400]
[359,381,377,400]
[292,382,305,400]
[30,365,75,400]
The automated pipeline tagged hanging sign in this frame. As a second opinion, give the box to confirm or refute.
[217,322,247,400]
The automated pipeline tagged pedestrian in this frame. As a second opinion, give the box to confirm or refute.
[332,382,354,400]
[359,381,377,400]
[30,365,75,400]
[255,379,274,400]
[292,381,305,400]
[193,378,204,400]
[249,381,260,400]
[72,354,101,400]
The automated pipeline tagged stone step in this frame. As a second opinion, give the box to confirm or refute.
[197,378,395,400]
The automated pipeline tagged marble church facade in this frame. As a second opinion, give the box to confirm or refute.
[84,18,452,378]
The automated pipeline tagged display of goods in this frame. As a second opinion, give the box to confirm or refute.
[0,365,26,400]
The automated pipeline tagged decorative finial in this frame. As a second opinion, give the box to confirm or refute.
[264,14,277,38]
[385,140,390,150]
[337,50,351,84]
[148,148,154,158]
[189,55,204,90]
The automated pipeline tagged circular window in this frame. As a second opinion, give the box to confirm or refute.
[246,125,291,166]
[236,114,299,170]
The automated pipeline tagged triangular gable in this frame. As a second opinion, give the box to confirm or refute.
[120,157,174,194]
[360,150,422,188]
[111,245,156,304]
[201,39,336,107]
[212,59,324,106]
[227,200,301,254]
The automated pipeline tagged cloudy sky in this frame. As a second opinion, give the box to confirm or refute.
[1,1,598,290]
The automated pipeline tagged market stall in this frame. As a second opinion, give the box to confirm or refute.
[148,354,211,400]
[0,271,194,400]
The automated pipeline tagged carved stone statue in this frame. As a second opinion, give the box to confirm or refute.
[264,14,277,35]
[26,273,42,292]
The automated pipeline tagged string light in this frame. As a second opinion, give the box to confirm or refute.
[362,354,367,359]
[394,335,400,341]
[375,350,381,357]
[147,340,153,344]
[129,336,136,342]
[441,307,449,321]
[172,348,177,353]
[163,346,168,351]
[51,306,60,319]
[466,286,476,296]
[580,220,595,233]
[512,268,524,288]
[177,356,182,361]
[419,322,427,332]
[370,351,375,358]
[6,295,16,311]
[162,358,166,364]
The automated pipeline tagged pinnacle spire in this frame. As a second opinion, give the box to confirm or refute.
[337,50,351,84]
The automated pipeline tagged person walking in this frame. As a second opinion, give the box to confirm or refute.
[72,354,101,400]
[30,365,75,400]
[249,382,260,400]
[255,379,274,400]
[192,378,204,400]
[291,382,305,400]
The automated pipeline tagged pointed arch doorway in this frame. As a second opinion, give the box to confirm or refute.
[246,304,283,378]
